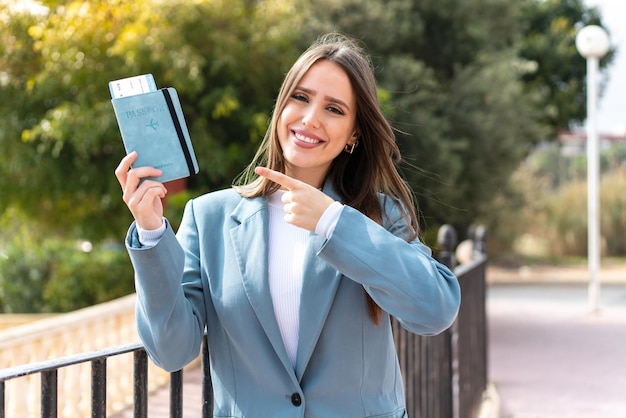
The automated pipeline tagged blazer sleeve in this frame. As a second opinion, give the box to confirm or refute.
[125,202,207,372]
[315,200,461,335]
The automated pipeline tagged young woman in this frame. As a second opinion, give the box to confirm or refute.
[115,33,460,418]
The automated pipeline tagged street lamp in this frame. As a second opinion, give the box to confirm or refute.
[575,25,609,313]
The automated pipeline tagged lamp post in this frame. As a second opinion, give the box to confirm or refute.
[575,25,609,313]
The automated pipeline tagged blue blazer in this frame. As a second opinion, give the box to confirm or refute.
[126,184,460,418]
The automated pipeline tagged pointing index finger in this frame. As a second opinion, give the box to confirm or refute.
[254,167,300,190]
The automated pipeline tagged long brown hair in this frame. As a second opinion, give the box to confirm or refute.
[235,33,419,324]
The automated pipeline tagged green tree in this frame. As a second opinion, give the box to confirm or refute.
[0,0,308,240]
[301,0,613,230]
[303,0,546,228]
[520,0,615,134]
[0,0,615,242]
[0,0,310,311]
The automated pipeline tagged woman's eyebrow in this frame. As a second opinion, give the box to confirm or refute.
[297,86,351,111]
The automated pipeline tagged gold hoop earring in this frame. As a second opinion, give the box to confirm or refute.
[344,141,358,154]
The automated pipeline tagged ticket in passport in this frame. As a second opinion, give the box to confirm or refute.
[109,74,157,99]
[109,74,199,183]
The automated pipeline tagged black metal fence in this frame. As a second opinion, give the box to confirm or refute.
[392,224,488,418]
[0,337,214,418]
[0,225,487,418]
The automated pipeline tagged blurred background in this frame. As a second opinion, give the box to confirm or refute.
[0,0,624,314]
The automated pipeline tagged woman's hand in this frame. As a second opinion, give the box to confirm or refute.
[255,167,334,232]
[115,151,167,230]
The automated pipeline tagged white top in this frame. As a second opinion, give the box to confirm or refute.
[264,190,343,368]
[267,190,307,367]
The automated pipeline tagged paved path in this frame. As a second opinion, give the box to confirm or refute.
[487,281,626,418]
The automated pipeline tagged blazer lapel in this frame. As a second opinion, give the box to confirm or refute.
[294,234,342,380]
[294,182,344,380]
[229,197,295,376]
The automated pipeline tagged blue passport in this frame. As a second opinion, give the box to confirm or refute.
[111,87,199,183]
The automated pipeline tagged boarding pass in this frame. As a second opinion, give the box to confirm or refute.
[109,74,157,99]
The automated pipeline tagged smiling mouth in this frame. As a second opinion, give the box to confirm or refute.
[294,131,322,144]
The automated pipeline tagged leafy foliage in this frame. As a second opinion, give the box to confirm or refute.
[0,0,616,310]
[2,0,611,237]
[0,0,309,240]
[303,0,548,227]
[0,208,134,313]
[485,144,626,258]
[519,0,615,134]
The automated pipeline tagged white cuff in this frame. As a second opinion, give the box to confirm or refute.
[315,201,344,239]
[137,218,166,247]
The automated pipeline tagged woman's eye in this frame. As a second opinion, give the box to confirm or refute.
[327,105,344,115]
[291,93,308,102]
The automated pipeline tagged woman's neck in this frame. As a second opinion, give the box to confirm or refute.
[284,165,328,189]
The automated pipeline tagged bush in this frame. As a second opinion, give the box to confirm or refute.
[0,235,134,313]
[600,170,626,256]
[540,181,588,257]
[527,170,626,257]
[484,158,626,260]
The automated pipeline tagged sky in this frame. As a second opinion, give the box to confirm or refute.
[584,0,626,135]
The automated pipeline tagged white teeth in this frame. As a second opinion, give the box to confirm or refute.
[294,132,320,144]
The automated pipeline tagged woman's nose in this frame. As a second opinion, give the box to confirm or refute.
[302,106,321,128]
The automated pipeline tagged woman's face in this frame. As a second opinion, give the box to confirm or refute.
[277,59,357,187]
